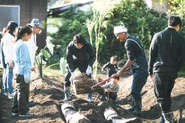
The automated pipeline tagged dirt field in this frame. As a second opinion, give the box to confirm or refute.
[0,70,185,123]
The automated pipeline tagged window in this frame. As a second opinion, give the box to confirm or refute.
[0,5,20,35]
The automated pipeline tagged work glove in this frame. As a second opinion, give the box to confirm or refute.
[104,88,108,92]
[101,68,104,72]
[69,72,75,83]
[86,65,92,75]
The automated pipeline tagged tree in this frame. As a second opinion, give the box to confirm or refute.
[86,0,120,79]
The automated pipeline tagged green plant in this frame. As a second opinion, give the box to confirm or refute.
[49,0,171,69]
[43,62,60,76]
[49,6,92,58]
[35,47,52,78]
[86,0,119,79]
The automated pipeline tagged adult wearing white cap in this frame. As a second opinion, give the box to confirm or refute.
[25,18,43,107]
[114,23,148,116]
[26,18,44,71]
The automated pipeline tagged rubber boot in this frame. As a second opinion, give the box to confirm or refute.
[64,87,71,101]
[87,93,93,102]
[126,96,135,112]
[163,112,173,123]
[131,100,141,116]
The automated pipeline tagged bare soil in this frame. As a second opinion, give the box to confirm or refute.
[0,70,185,123]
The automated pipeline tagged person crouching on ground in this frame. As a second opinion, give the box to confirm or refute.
[12,26,33,117]
[64,33,95,102]
[100,74,120,102]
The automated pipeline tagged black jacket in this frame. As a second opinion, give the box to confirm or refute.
[149,28,185,75]
[102,62,118,77]
[66,41,95,73]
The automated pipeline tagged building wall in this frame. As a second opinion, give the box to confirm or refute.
[144,0,168,13]
[0,0,47,50]
[152,0,168,13]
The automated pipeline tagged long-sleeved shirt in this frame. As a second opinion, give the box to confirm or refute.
[149,28,185,75]
[13,39,31,75]
[124,36,142,61]
[123,36,148,72]
[1,32,14,64]
[66,41,95,73]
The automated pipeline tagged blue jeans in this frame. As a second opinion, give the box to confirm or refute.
[131,70,148,101]
[3,68,8,93]
[4,64,14,94]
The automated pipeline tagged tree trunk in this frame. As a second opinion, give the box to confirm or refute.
[61,101,91,123]
[98,102,141,123]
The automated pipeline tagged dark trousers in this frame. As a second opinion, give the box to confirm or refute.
[153,72,177,113]
[64,61,88,87]
[131,70,148,102]
[104,92,117,101]
[12,75,30,115]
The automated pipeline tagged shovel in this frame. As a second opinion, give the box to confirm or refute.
[92,74,118,101]
[92,74,118,88]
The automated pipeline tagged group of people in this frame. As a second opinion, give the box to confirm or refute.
[0,18,43,117]
[0,15,184,123]
[64,15,185,123]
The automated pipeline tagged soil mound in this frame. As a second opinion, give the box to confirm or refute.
[0,70,185,123]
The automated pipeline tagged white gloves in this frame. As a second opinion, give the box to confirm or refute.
[101,68,104,72]
[86,65,92,75]
[104,88,108,92]
[70,72,75,83]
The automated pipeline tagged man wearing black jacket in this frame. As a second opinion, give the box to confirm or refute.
[64,34,95,101]
[149,15,185,123]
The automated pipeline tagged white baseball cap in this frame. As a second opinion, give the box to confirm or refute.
[114,24,127,34]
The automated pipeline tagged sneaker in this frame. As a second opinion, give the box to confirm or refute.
[99,95,106,101]
[28,101,36,107]
[87,97,93,102]
[87,93,93,102]
[4,92,8,96]
[8,93,14,99]
[19,112,33,117]
[12,112,19,116]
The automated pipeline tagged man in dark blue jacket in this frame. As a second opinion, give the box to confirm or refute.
[64,33,95,101]
[149,15,185,123]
